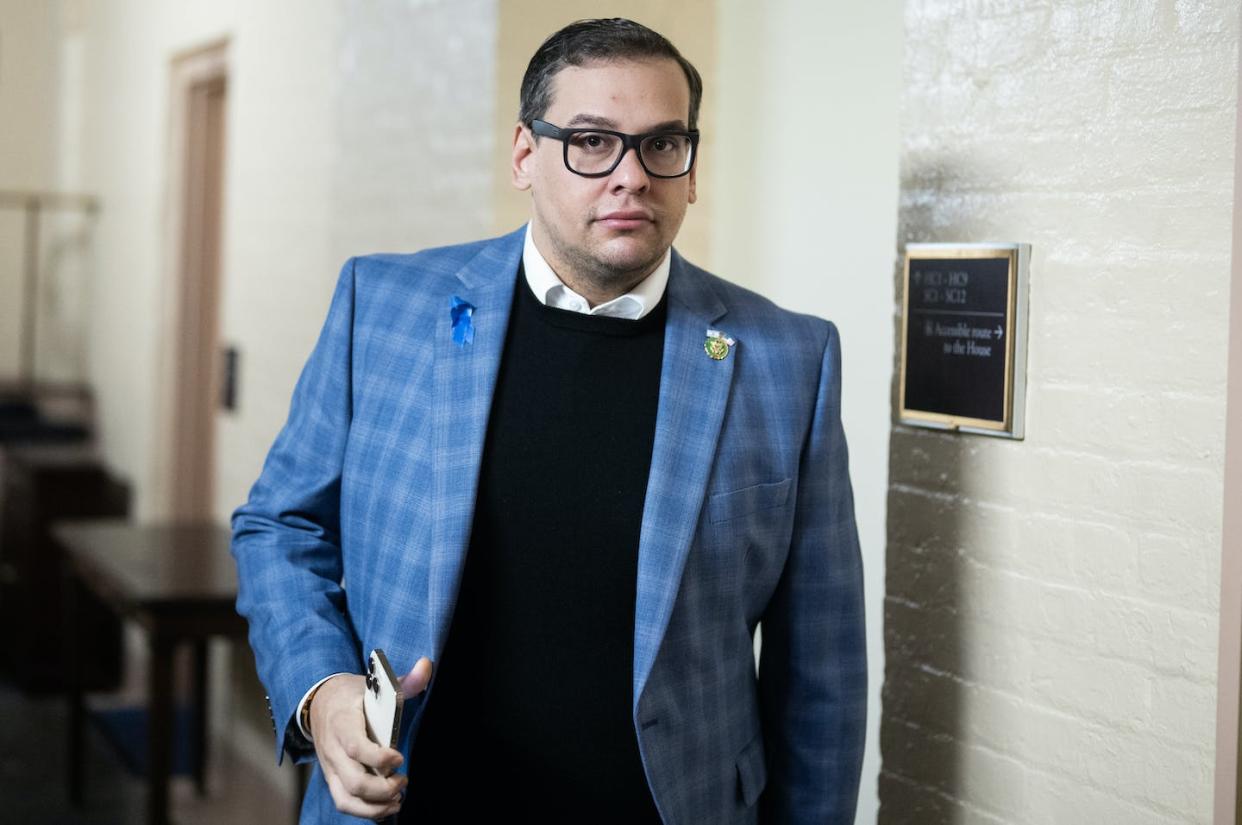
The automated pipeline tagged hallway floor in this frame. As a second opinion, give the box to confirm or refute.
[0,679,300,825]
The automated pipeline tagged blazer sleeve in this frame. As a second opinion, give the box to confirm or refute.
[230,258,366,765]
[758,320,867,823]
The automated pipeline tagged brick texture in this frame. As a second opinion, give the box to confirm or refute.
[882,1,1238,822]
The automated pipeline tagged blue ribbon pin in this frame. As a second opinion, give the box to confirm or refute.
[450,296,475,346]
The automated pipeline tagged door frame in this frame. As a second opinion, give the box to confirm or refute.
[151,38,229,521]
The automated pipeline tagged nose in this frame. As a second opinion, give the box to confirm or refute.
[608,145,650,194]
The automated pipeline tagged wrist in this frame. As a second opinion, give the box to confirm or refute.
[298,672,354,741]
[300,682,323,739]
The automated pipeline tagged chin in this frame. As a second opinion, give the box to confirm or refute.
[597,253,658,278]
[596,239,663,272]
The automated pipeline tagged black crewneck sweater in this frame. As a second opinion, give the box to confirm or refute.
[404,270,667,824]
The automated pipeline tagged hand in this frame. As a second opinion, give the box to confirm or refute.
[310,657,434,820]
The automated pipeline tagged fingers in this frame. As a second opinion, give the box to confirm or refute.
[310,673,408,818]
[325,770,403,820]
[399,656,434,699]
[322,727,406,817]
[342,729,405,776]
[311,657,434,818]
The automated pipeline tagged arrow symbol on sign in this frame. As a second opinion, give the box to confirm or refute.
[995,325,1004,339]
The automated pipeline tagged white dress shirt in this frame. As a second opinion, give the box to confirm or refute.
[522,224,670,320]
[293,226,673,743]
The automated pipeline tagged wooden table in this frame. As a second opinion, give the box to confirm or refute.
[58,520,246,825]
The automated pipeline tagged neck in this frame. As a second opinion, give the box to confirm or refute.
[564,271,651,308]
[529,223,662,308]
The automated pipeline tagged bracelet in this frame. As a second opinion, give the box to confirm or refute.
[301,681,325,739]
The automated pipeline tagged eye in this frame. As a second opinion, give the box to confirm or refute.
[568,132,616,154]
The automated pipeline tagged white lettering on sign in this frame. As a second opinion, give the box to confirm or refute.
[915,270,969,304]
[928,322,998,340]
[926,320,1000,358]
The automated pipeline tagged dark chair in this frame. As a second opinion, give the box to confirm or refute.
[0,442,129,692]
[0,381,93,446]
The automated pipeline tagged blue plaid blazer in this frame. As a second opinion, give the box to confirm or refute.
[231,226,866,824]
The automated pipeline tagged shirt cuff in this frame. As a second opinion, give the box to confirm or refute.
[296,672,351,741]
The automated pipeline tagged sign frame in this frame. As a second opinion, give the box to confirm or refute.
[898,242,1031,439]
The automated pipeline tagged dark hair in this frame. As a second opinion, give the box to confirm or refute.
[518,18,703,131]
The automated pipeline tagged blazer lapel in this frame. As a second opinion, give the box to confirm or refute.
[427,228,523,658]
[633,252,734,707]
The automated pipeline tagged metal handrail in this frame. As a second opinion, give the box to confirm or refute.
[0,190,100,386]
[0,191,100,212]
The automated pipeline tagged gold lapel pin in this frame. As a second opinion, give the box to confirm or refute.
[704,329,735,361]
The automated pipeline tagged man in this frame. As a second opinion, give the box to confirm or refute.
[232,17,865,825]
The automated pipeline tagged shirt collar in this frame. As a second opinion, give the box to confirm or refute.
[522,224,670,320]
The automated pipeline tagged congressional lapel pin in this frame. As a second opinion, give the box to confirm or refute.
[450,296,475,346]
[704,329,735,361]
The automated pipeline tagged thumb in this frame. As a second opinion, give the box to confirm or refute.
[399,656,433,699]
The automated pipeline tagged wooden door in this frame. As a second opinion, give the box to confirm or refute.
[159,41,228,521]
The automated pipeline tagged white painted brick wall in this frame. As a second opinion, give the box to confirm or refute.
[330,0,497,265]
[882,1,1238,822]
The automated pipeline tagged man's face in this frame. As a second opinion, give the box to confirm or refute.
[512,57,697,299]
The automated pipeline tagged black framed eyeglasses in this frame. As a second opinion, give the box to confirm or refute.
[530,119,699,179]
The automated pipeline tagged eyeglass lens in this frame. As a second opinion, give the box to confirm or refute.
[566,132,694,177]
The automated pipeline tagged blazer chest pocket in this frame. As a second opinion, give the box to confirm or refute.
[707,477,793,525]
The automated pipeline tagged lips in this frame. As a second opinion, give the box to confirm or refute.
[595,210,654,230]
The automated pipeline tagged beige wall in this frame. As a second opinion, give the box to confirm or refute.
[713,3,903,821]
[0,2,59,191]
[491,1,716,266]
[883,2,1238,822]
[63,0,343,525]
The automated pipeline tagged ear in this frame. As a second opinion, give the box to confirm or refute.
[687,161,697,205]
[512,123,535,191]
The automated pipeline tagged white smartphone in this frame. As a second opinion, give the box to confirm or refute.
[363,649,404,765]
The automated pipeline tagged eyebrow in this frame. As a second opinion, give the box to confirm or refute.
[563,113,690,132]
